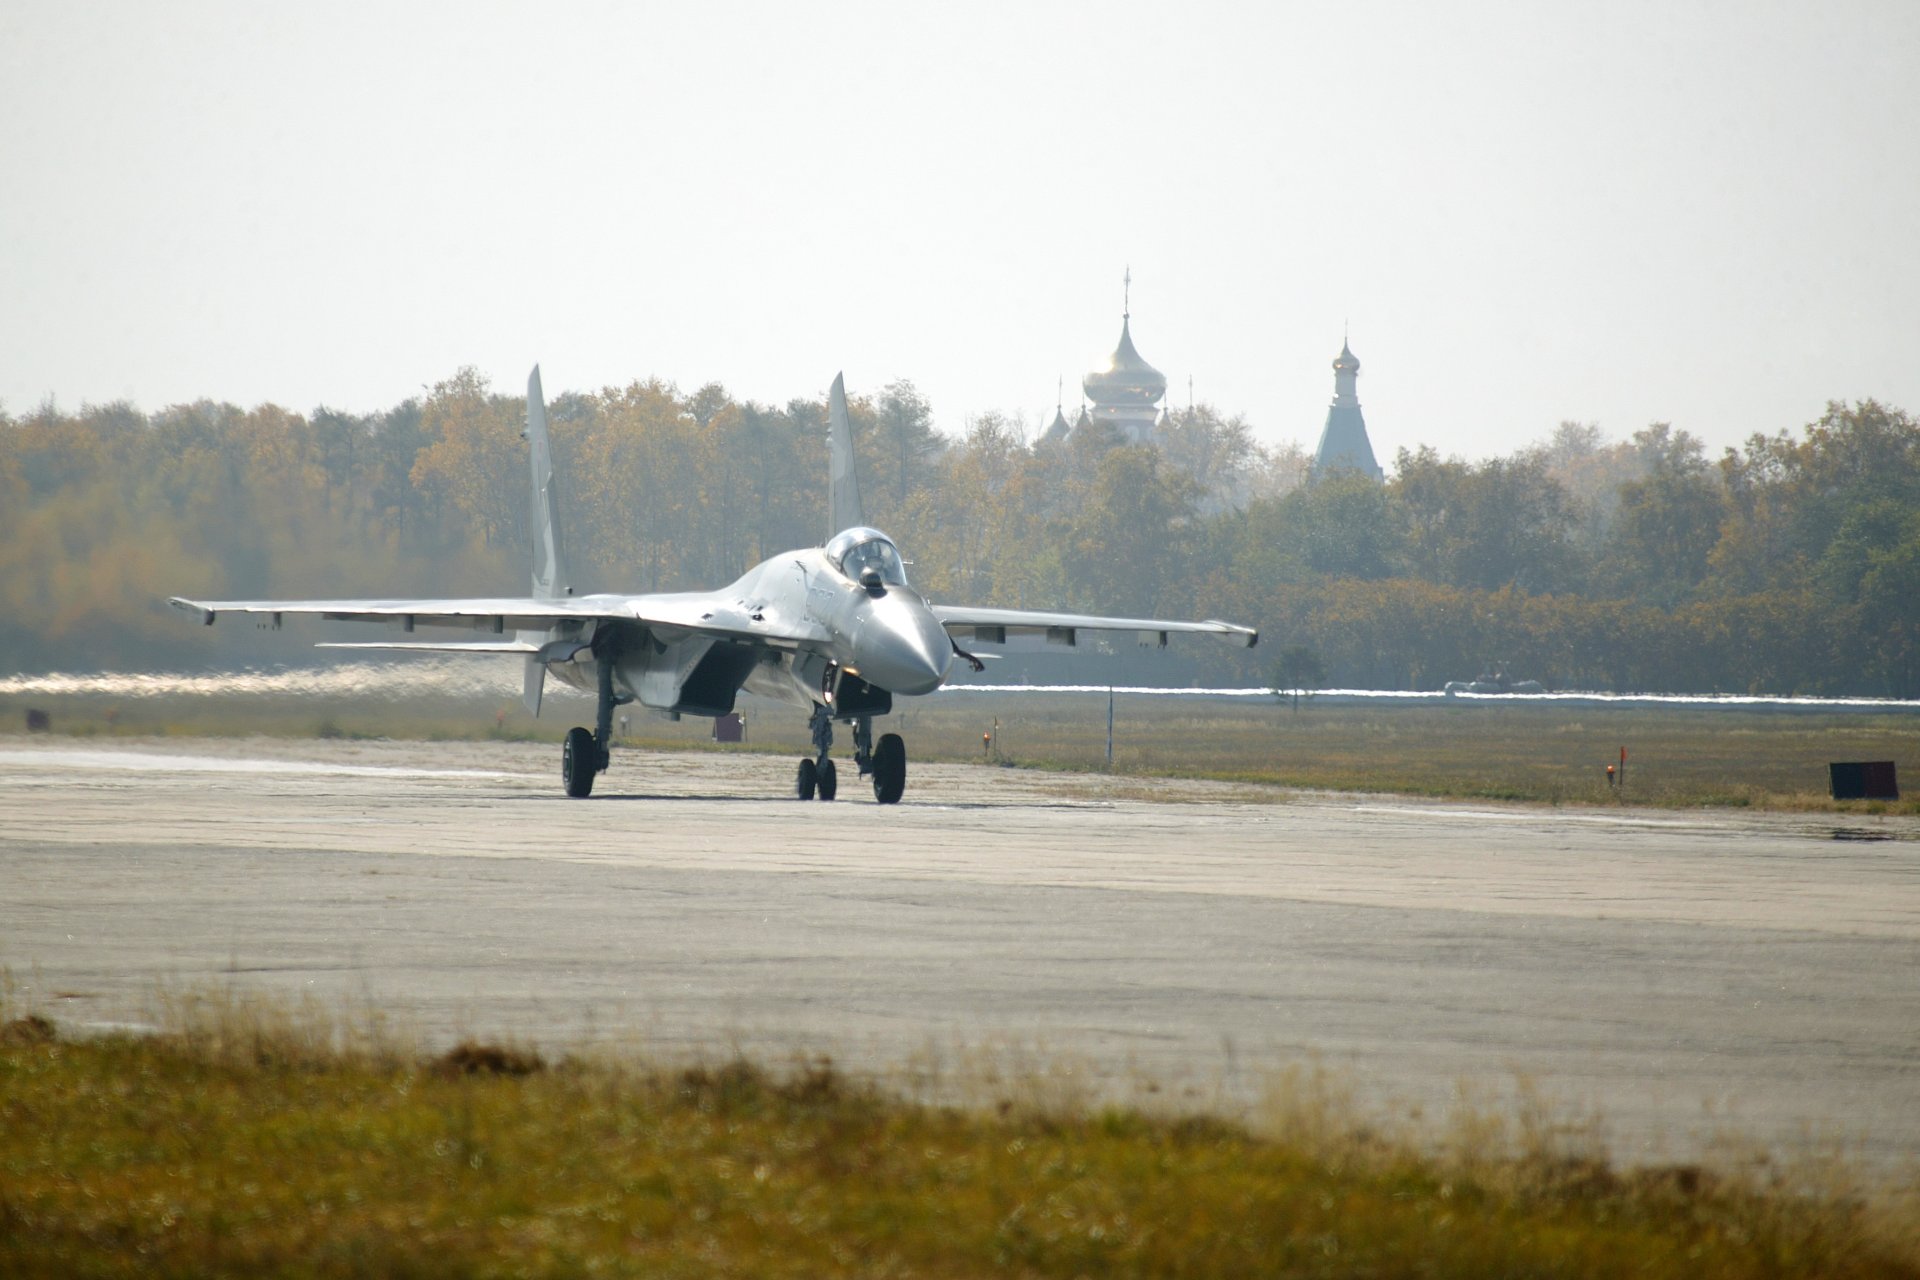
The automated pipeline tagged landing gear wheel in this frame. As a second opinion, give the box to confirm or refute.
[796,757,818,800]
[817,758,838,801]
[562,726,597,798]
[872,733,906,805]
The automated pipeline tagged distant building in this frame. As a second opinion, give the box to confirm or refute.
[1038,402,1071,446]
[1076,271,1169,444]
[1081,313,1167,444]
[1046,280,1383,480]
[1311,339,1383,482]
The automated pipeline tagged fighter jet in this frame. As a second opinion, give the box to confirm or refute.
[172,368,1257,802]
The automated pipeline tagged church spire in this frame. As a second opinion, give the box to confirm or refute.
[1311,332,1382,482]
[1039,375,1070,445]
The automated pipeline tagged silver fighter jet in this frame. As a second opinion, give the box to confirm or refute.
[172,368,1257,801]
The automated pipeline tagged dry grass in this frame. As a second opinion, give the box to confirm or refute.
[904,695,1920,814]
[2,989,1916,1279]
[5,685,1918,813]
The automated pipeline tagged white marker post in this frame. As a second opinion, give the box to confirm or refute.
[1106,687,1115,768]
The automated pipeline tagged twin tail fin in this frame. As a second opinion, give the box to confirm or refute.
[522,365,570,715]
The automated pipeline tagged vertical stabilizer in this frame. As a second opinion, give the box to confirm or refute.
[522,365,569,716]
[526,365,570,601]
[827,372,865,538]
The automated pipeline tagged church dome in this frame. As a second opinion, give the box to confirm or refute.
[1083,318,1167,407]
[1333,340,1360,373]
[1039,403,1071,445]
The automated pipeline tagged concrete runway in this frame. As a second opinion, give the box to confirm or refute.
[3,735,1917,1166]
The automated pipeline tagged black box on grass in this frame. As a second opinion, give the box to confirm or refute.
[1829,761,1899,800]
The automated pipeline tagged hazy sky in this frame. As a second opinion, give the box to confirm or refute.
[3,1,1916,463]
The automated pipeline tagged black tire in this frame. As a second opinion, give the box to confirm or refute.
[562,726,597,798]
[796,757,817,800]
[872,733,906,805]
[817,758,837,801]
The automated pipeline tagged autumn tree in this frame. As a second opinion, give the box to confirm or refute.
[1393,447,1581,592]
[1603,424,1726,606]
[408,367,529,555]
[1271,644,1326,710]
[1060,446,1201,616]
[1155,403,1260,513]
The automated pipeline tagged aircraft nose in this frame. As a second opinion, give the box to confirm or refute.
[856,599,953,696]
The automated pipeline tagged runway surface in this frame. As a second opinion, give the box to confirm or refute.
[3,735,1917,1166]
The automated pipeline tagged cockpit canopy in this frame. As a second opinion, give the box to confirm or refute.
[825,527,908,586]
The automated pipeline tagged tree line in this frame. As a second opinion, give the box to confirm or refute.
[2,371,1915,696]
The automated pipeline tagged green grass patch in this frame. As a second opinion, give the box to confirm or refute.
[1,993,1917,1278]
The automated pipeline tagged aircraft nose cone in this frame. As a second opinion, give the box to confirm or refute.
[856,599,952,695]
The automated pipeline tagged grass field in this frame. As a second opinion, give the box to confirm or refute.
[3,992,1916,1280]
[5,678,1917,812]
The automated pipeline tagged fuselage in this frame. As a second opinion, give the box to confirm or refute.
[547,529,952,720]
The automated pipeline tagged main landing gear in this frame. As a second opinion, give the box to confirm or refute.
[798,709,906,804]
[561,651,624,798]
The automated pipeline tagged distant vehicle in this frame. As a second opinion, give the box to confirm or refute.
[173,368,1257,802]
[1443,668,1546,696]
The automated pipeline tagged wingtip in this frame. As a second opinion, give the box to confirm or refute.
[168,597,216,626]
[1203,619,1260,648]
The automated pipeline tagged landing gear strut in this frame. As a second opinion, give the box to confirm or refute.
[852,716,874,778]
[562,647,621,799]
[798,704,838,801]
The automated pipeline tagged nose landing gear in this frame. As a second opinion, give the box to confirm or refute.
[798,707,902,803]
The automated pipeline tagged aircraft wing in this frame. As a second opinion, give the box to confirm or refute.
[933,605,1258,648]
[171,593,635,632]
[168,592,833,651]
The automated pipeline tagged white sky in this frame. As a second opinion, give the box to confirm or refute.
[3,0,1916,463]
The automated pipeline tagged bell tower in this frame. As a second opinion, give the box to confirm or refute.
[1311,336,1383,482]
